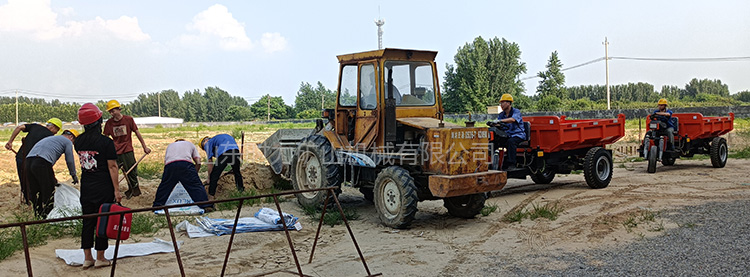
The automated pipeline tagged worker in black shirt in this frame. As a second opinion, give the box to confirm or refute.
[5,118,62,204]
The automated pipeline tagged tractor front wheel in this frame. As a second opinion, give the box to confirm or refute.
[530,167,556,184]
[291,135,341,207]
[443,193,486,218]
[374,166,418,229]
[647,145,658,173]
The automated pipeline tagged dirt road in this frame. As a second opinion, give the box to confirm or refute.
[1,158,749,276]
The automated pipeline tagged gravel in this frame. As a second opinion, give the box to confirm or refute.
[486,199,750,276]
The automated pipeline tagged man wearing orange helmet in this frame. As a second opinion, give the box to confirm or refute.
[652,98,675,150]
[103,100,151,199]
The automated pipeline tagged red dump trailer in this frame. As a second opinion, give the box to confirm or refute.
[640,113,734,173]
[492,114,626,189]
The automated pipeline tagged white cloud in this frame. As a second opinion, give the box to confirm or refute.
[0,0,149,41]
[185,4,252,51]
[261,32,287,53]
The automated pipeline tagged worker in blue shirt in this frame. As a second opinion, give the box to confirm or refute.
[200,134,244,198]
[652,98,675,150]
[489,93,525,170]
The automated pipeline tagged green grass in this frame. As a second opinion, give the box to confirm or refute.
[502,202,563,223]
[130,213,168,235]
[480,204,498,217]
[301,205,360,227]
[137,161,163,179]
[502,209,527,223]
[729,146,750,159]
[0,210,83,261]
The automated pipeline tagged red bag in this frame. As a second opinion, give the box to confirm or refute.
[96,203,132,240]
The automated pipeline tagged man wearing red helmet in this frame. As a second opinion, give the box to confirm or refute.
[75,103,121,268]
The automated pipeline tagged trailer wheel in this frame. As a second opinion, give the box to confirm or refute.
[530,167,556,184]
[710,137,728,168]
[374,166,418,229]
[291,135,341,207]
[584,147,613,188]
[647,146,658,173]
[443,193,486,219]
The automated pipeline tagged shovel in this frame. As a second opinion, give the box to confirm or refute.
[119,152,150,184]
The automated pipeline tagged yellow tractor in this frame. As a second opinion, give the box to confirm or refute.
[260,48,507,228]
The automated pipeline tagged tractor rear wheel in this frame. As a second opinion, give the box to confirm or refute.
[374,166,418,229]
[443,193,486,219]
[647,145,658,173]
[583,147,613,189]
[291,135,341,207]
[530,167,556,184]
[710,137,728,168]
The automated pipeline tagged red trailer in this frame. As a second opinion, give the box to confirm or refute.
[640,113,734,173]
[490,114,626,189]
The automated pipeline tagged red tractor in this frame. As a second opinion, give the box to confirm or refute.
[639,113,734,173]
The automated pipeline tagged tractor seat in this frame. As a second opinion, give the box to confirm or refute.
[518,121,531,148]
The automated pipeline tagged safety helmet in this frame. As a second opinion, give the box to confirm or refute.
[106,100,121,111]
[78,103,103,125]
[200,136,210,150]
[658,98,668,105]
[46,118,63,131]
[500,93,514,103]
[63,129,80,138]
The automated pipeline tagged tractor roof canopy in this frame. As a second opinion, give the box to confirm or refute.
[337,48,438,64]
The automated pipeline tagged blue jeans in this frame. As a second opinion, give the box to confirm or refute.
[153,161,212,208]
[505,137,524,167]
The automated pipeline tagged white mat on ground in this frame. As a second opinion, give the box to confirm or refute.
[47,183,82,223]
[55,238,183,266]
[154,182,204,215]
[176,208,301,238]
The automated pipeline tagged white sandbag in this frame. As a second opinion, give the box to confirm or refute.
[154,182,204,215]
[47,183,82,224]
[56,238,183,266]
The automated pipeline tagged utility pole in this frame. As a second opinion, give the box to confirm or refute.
[15,90,18,125]
[157,92,161,117]
[267,95,270,121]
[604,37,611,110]
[321,93,325,110]
[375,6,385,50]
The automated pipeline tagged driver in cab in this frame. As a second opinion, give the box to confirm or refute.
[651,98,675,150]
[488,93,525,170]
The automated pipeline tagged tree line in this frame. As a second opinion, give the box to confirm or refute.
[3,36,750,123]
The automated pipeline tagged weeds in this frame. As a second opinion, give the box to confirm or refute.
[480,204,498,217]
[138,161,163,179]
[623,209,663,233]
[570,170,583,175]
[502,202,563,223]
[503,209,527,223]
[729,146,750,159]
[130,213,168,235]
[0,210,83,261]
[301,205,360,227]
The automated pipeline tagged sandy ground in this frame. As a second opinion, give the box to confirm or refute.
[0,129,749,276]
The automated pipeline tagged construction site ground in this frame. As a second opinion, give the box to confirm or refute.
[0,129,749,276]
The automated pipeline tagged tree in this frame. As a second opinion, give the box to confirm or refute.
[734,90,750,102]
[293,81,336,115]
[684,78,730,98]
[536,95,562,111]
[442,36,528,113]
[250,94,294,120]
[536,51,567,100]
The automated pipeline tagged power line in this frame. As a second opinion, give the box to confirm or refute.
[520,57,606,81]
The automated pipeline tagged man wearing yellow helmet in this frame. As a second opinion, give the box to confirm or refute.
[25,129,79,217]
[490,93,525,170]
[5,118,62,204]
[103,99,152,199]
[652,98,675,150]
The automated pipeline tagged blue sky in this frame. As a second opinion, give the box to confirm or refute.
[0,0,748,106]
